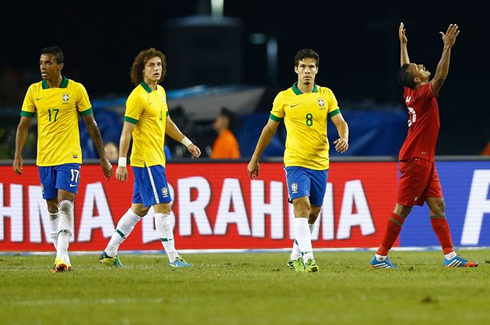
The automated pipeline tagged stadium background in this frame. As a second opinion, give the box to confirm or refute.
[1,0,489,252]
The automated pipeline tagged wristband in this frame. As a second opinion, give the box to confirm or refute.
[118,157,127,167]
[181,137,192,147]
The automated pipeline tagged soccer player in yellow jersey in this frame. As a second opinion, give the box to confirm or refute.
[13,46,113,273]
[99,48,201,268]
[248,49,349,272]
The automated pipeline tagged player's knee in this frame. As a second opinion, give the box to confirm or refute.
[58,199,74,214]
[46,200,58,214]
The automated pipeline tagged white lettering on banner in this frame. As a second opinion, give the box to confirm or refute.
[214,178,250,236]
[461,170,490,245]
[28,186,51,243]
[251,180,283,238]
[0,184,23,242]
[320,183,335,240]
[78,183,114,242]
[336,180,375,239]
[178,177,212,236]
[142,184,175,243]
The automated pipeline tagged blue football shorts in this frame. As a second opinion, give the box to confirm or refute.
[38,163,81,200]
[284,166,328,207]
[132,165,172,207]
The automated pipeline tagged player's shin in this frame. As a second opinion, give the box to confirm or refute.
[430,215,456,258]
[291,223,314,260]
[294,217,314,262]
[56,200,74,264]
[154,213,179,262]
[49,212,60,249]
[376,212,405,259]
[105,208,142,257]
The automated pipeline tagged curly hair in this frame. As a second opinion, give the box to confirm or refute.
[130,48,167,86]
[294,48,320,68]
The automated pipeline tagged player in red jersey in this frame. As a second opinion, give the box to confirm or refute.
[370,22,478,268]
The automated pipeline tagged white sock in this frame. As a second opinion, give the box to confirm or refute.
[290,223,314,260]
[375,254,387,261]
[105,209,142,257]
[154,213,179,262]
[49,212,60,249]
[56,200,74,265]
[294,218,313,262]
[445,251,457,260]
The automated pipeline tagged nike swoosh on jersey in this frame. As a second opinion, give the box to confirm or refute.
[36,98,43,101]
[290,104,299,108]
[149,102,154,105]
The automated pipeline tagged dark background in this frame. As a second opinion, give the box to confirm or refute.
[1,0,488,155]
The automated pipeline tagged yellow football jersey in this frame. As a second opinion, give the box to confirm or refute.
[124,82,168,167]
[20,77,92,166]
[270,82,340,170]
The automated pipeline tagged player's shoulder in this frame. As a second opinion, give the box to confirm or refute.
[156,84,167,96]
[316,85,335,96]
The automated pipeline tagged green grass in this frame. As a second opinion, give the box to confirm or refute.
[1,250,490,325]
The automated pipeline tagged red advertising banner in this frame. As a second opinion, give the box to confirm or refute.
[0,162,398,251]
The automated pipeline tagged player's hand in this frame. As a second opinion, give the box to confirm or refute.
[115,166,128,182]
[100,157,113,181]
[13,156,23,175]
[248,160,259,179]
[187,144,201,159]
[399,22,408,44]
[334,138,349,153]
[440,23,460,48]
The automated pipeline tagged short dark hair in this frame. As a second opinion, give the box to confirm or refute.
[130,48,167,86]
[294,49,320,67]
[220,107,237,130]
[41,46,64,64]
[397,63,416,89]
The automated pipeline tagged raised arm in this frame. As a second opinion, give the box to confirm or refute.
[247,118,280,179]
[399,22,410,66]
[82,113,113,180]
[431,23,460,94]
[166,115,201,159]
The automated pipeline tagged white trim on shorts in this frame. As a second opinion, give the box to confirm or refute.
[146,166,160,204]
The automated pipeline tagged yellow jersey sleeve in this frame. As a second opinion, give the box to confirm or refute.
[76,83,93,116]
[20,84,36,117]
[326,88,340,119]
[269,92,285,121]
[124,90,145,124]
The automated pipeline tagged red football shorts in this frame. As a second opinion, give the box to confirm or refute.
[396,158,443,207]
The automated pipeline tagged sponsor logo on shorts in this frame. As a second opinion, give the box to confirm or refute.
[162,187,169,197]
[291,182,298,194]
[69,184,77,188]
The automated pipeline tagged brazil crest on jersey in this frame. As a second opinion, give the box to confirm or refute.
[20,77,92,166]
[270,82,340,170]
[124,81,169,168]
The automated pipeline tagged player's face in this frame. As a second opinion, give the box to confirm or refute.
[39,54,63,80]
[410,63,431,83]
[295,58,318,85]
[143,57,163,83]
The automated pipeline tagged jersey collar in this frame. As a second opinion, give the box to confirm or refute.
[292,82,318,95]
[42,76,69,89]
[140,81,153,94]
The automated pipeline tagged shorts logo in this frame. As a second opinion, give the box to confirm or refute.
[318,98,325,110]
[162,187,169,197]
[291,182,298,194]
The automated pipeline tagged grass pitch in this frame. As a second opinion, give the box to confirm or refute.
[1,250,489,325]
